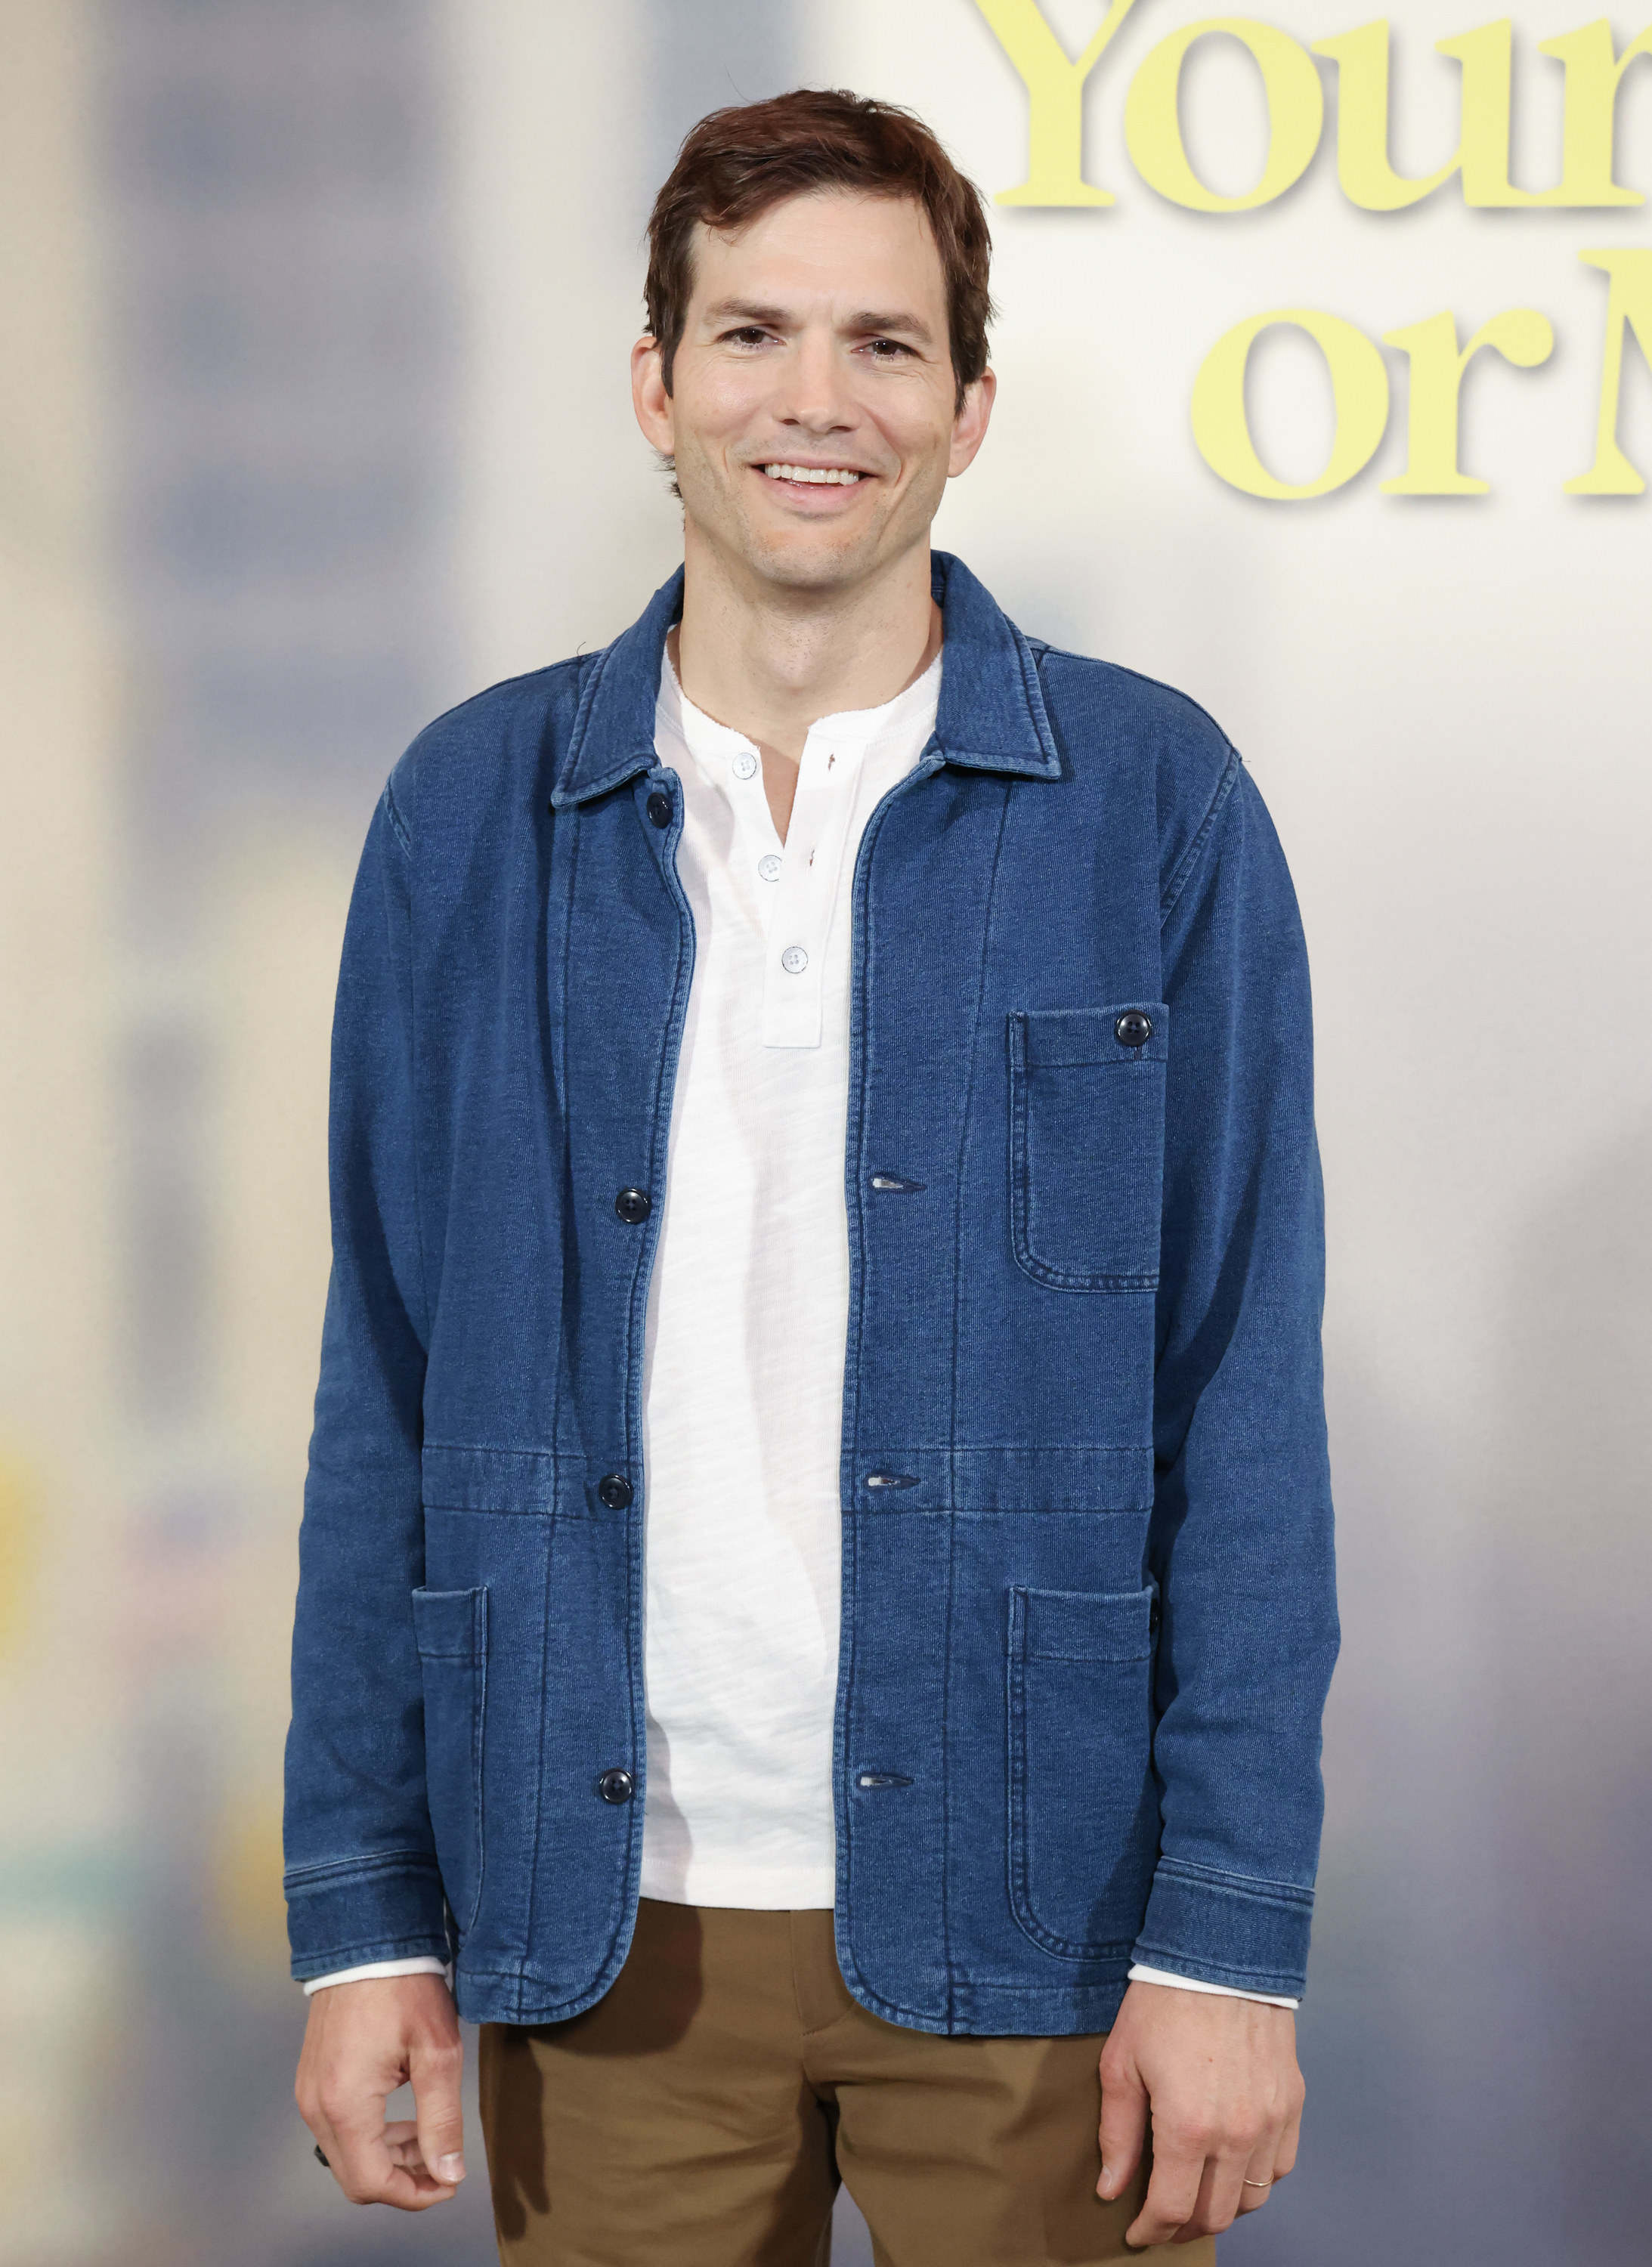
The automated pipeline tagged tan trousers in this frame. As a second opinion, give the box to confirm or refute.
[478,1899,1214,2267]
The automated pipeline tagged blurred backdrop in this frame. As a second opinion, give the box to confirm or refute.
[1,2,1647,2262]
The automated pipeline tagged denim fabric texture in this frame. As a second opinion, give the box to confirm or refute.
[282,552,1339,2034]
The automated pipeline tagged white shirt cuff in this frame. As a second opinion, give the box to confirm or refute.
[1128,1962,1299,2010]
[302,1956,453,1996]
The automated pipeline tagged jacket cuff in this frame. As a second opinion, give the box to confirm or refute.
[302,1956,452,1995]
[1133,1857,1315,1999]
[284,1852,450,1982]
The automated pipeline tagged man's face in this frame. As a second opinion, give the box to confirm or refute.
[632,190,994,595]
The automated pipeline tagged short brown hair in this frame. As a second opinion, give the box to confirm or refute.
[645,88,994,413]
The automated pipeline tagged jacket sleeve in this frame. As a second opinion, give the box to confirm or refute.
[282,783,450,1979]
[1135,750,1339,1999]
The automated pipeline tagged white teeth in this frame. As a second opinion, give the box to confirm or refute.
[762,463,864,484]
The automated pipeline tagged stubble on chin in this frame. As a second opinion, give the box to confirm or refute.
[680,452,889,595]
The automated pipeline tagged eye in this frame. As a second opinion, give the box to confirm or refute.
[722,326,774,348]
[862,338,914,361]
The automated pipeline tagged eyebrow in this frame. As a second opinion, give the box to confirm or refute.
[848,309,936,345]
[701,298,790,328]
[700,298,937,347]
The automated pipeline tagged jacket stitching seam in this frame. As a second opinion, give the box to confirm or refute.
[836,769,882,1992]
[520,799,581,1961]
[562,644,614,787]
[1038,648,1240,753]
[423,1441,584,1458]
[292,1935,451,1972]
[398,654,586,769]
[429,1439,1152,1456]
[382,778,413,858]
[1155,1855,1315,1905]
[834,750,942,1992]
[378,778,433,1362]
[941,781,1013,2027]
[283,1850,438,1885]
[1161,744,1241,921]
[1131,1944,1307,1989]
[1010,624,1061,769]
[616,769,701,1960]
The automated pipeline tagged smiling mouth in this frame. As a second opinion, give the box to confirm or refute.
[759,462,868,486]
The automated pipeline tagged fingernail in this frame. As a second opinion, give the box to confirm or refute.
[1098,2166,1113,2195]
[438,2154,466,2185]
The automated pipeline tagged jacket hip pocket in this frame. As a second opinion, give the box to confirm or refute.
[411,1586,488,1938]
[1007,1585,1160,1959]
[1007,1005,1168,1290]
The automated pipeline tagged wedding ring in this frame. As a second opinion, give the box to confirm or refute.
[1242,2177,1271,2188]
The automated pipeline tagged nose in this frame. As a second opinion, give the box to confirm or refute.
[774,329,856,435]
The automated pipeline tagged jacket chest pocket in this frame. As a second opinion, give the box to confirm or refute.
[412,1586,489,1937]
[1007,1005,1168,1291]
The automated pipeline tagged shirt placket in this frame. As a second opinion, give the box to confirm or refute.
[761,733,865,1049]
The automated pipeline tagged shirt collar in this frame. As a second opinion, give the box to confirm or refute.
[549,550,1060,809]
[655,639,943,773]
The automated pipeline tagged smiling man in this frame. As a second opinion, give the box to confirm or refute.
[286,90,1338,2267]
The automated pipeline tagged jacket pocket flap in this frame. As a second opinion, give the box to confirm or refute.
[1017,1585,1153,1662]
[411,1585,487,1661]
[1012,1004,1168,1071]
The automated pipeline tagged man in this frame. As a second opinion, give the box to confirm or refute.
[286,88,1338,2265]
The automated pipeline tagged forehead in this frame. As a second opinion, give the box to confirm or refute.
[686,190,945,311]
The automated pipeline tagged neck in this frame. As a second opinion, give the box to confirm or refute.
[672,524,942,765]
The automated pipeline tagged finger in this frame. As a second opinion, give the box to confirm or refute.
[1126,2138,1205,2249]
[327,2102,455,2210]
[410,2025,466,2189]
[1273,2084,1305,2182]
[1236,2136,1277,2216]
[1097,2043,1149,2201]
[383,2118,432,2176]
[380,2118,462,2194]
[1183,2148,1248,2238]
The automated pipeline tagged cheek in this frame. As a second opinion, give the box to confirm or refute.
[889,424,956,501]
[679,369,767,448]
[870,387,956,483]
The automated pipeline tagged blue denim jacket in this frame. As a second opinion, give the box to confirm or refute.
[283,552,1338,2034]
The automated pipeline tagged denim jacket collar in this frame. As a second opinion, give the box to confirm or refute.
[548,548,1062,808]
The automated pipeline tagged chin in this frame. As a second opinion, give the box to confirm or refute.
[684,478,904,594]
[744,515,886,592]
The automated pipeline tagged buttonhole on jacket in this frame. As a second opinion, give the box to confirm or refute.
[865,1471,918,1490]
[856,1772,914,1790]
[870,1173,926,1193]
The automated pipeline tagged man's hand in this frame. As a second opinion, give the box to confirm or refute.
[295,1975,466,2210]
[1097,1980,1304,2247]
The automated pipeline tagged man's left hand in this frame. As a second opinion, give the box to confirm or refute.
[1097,1979,1304,2246]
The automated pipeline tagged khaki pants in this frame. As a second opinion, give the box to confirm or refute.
[479,1899,1214,2267]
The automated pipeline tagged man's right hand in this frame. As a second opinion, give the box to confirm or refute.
[295,1975,466,2210]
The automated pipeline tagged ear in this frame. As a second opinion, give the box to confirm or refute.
[632,336,676,454]
[948,365,997,478]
